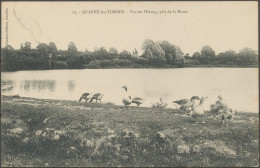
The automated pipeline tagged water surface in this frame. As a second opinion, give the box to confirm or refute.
[1,68,258,112]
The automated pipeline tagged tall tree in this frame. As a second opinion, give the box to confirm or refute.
[48,42,57,56]
[22,42,32,52]
[217,50,236,64]
[67,42,78,57]
[158,41,175,63]
[158,41,184,65]
[68,42,77,52]
[120,50,132,59]
[36,43,49,57]
[142,39,166,64]
[192,52,201,59]
[93,47,109,60]
[20,44,24,50]
[236,47,258,66]
[109,47,118,54]
[200,45,216,64]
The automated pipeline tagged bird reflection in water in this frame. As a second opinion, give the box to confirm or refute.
[67,80,75,92]
[21,80,56,93]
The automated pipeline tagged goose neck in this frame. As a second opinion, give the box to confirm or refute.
[199,101,205,106]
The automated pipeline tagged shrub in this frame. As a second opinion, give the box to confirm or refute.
[151,98,168,109]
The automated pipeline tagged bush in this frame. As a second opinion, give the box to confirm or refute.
[151,98,168,109]
[86,60,100,69]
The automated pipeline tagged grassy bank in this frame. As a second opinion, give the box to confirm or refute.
[1,96,259,167]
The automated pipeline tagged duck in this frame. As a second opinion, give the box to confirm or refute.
[132,97,144,107]
[221,107,235,127]
[89,93,104,103]
[174,96,200,114]
[190,97,208,123]
[79,93,91,102]
[210,95,228,119]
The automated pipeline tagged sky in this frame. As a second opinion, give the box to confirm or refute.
[1,1,258,55]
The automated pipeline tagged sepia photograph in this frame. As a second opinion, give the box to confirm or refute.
[1,1,259,167]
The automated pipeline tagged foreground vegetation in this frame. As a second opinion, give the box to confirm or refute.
[1,39,258,72]
[1,96,259,167]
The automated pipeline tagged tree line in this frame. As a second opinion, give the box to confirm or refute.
[1,39,258,71]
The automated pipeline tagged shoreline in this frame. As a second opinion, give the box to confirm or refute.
[1,65,258,72]
[1,95,258,114]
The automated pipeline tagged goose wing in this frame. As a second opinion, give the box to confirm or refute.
[219,99,228,108]
[210,99,228,113]
[173,98,189,105]
[210,104,220,114]
[132,97,143,101]
[79,93,91,102]
[81,93,90,97]
[180,101,194,109]
[132,97,143,103]
[97,94,104,99]
[92,93,101,98]
[89,93,101,102]
[191,96,200,100]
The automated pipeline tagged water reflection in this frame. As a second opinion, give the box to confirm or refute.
[23,81,31,93]
[1,80,14,86]
[19,80,56,93]
[1,69,258,112]
[68,80,75,92]
[1,80,14,92]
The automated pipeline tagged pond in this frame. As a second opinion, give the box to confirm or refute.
[1,68,258,112]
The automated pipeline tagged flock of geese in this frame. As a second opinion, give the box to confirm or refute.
[79,87,234,126]
[78,85,144,107]
[173,95,235,126]
[79,93,104,103]
[121,85,144,107]
[174,96,209,123]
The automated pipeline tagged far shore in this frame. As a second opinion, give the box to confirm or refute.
[1,64,258,72]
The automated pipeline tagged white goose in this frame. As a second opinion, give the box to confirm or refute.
[121,85,144,107]
[210,95,228,119]
[122,96,132,108]
[173,96,200,114]
[190,97,208,123]
[121,86,131,108]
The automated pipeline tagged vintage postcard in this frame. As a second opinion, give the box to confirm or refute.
[1,1,259,167]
